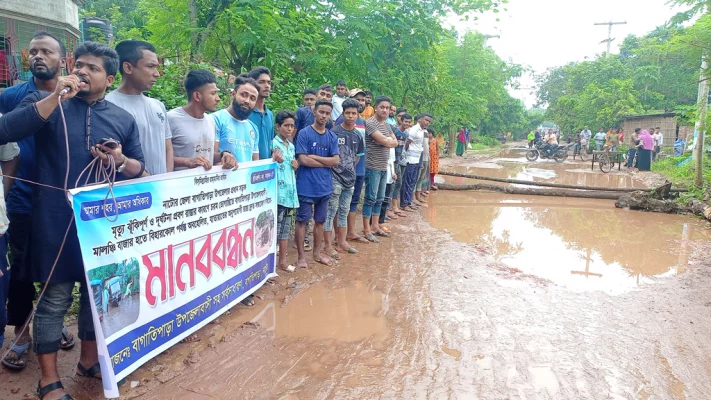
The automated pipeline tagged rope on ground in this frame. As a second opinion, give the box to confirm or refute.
[438,170,687,193]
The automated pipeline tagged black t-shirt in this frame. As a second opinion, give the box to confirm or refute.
[331,125,365,188]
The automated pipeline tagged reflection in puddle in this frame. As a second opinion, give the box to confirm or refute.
[254,282,388,341]
[427,191,709,293]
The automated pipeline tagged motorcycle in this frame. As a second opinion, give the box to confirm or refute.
[526,142,569,163]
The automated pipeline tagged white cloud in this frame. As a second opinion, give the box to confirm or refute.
[447,0,685,108]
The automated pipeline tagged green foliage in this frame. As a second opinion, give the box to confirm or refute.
[652,155,711,191]
[537,21,701,132]
[79,0,541,134]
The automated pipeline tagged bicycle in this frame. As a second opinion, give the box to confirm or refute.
[573,139,588,161]
[598,147,616,173]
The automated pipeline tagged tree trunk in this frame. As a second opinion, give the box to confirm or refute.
[448,127,456,157]
[437,183,623,200]
[188,0,199,62]
[615,191,711,221]
[693,56,709,188]
[438,171,686,193]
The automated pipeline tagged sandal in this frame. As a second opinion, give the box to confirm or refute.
[380,226,392,234]
[38,380,72,400]
[364,233,380,243]
[315,256,333,266]
[348,235,369,244]
[241,295,255,307]
[2,339,31,371]
[329,251,342,260]
[280,265,296,272]
[180,333,200,344]
[374,229,391,238]
[60,327,75,351]
[76,362,102,380]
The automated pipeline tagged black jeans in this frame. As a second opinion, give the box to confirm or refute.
[379,183,393,224]
[7,213,36,327]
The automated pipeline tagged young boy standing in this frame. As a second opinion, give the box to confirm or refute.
[324,99,364,258]
[295,100,340,267]
[273,110,299,272]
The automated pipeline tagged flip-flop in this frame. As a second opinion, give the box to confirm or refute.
[380,226,392,234]
[241,295,255,307]
[348,236,369,244]
[180,333,201,344]
[280,265,296,272]
[375,229,391,238]
[395,211,407,217]
[315,256,333,266]
[297,260,309,269]
[2,339,30,371]
[341,246,357,254]
[38,380,72,400]
[76,362,102,380]
[364,233,380,243]
[60,327,75,351]
[329,251,342,260]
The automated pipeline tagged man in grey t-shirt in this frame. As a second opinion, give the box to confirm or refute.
[107,40,173,175]
[169,70,222,171]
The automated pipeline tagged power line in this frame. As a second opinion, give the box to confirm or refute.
[594,21,627,57]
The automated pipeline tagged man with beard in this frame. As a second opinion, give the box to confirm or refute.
[0,31,75,372]
[0,41,146,400]
[213,76,261,163]
[169,69,237,172]
[386,104,397,126]
[247,66,275,160]
[107,40,174,175]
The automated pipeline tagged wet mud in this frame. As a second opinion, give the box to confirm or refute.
[3,145,711,399]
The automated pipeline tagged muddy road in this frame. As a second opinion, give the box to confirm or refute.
[3,146,711,399]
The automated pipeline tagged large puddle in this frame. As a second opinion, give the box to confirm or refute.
[253,281,389,342]
[442,162,645,189]
[426,190,709,294]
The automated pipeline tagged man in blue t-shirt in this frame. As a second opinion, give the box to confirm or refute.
[212,77,262,164]
[0,31,77,370]
[295,99,339,268]
[295,84,335,137]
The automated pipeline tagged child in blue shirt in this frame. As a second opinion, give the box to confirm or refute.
[272,110,299,272]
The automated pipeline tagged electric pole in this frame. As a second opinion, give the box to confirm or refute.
[594,21,627,57]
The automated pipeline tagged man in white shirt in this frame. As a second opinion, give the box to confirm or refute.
[653,127,663,160]
[331,80,348,121]
[107,40,174,175]
[400,114,431,211]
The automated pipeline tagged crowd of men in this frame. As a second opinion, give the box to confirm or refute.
[0,33,439,400]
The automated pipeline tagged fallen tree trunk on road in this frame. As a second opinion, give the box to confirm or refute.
[437,183,623,200]
[438,170,687,192]
[615,191,711,221]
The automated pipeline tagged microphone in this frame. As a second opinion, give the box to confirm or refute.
[59,86,71,97]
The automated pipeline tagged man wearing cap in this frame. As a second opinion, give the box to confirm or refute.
[336,89,369,243]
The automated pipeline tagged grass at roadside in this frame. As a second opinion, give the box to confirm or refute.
[652,154,711,202]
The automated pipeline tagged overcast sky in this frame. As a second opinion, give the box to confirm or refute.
[447,0,686,108]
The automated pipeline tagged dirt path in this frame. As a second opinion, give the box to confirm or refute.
[3,143,711,399]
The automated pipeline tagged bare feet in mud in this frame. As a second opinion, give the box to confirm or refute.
[297,258,308,268]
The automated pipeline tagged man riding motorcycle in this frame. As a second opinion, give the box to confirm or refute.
[543,130,558,157]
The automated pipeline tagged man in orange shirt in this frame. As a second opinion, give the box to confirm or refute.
[360,90,375,120]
